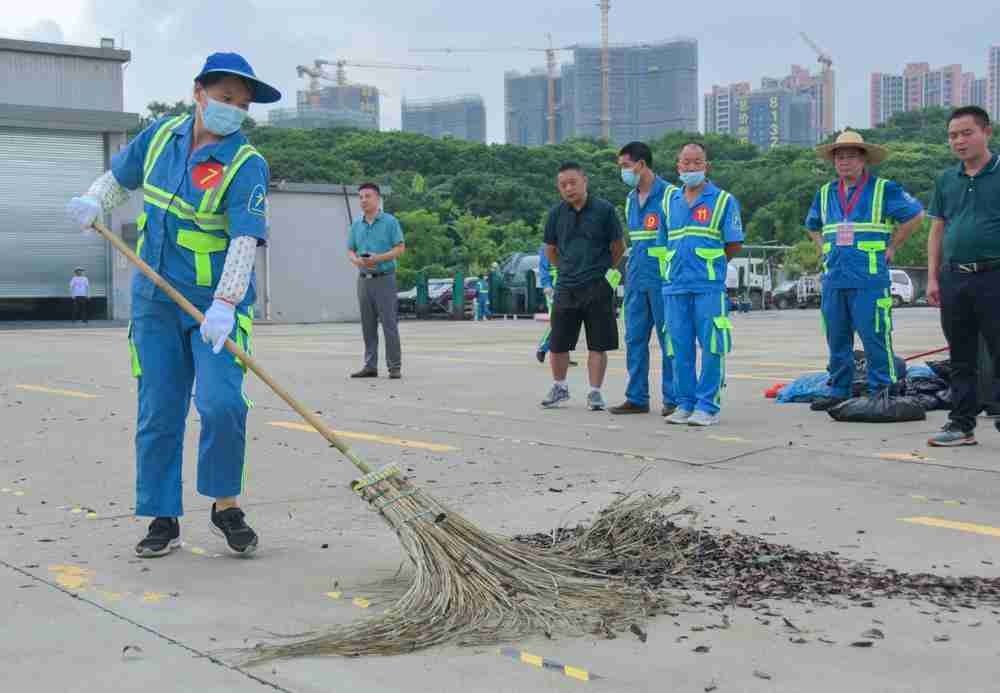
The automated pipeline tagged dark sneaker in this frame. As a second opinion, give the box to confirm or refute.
[389,369,401,379]
[536,350,546,364]
[351,368,377,378]
[135,517,180,558]
[210,504,258,555]
[810,396,847,412]
[662,404,677,417]
[541,383,570,408]
[609,401,650,415]
[928,424,977,448]
[569,360,579,366]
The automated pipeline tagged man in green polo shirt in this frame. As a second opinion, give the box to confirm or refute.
[926,106,1000,447]
[348,182,406,379]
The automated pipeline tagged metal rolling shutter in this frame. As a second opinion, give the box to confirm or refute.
[0,129,107,298]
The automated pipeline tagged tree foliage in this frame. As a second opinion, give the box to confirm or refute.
[134,100,984,274]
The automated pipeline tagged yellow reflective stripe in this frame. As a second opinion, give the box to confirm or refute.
[624,196,631,220]
[235,309,253,370]
[127,321,142,378]
[857,240,887,274]
[822,224,893,235]
[202,145,261,215]
[143,115,188,179]
[629,231,658,240]
[820,183,831,226]
[647,247,675,279]
[661,185,678,227]
[176,230,228,286]
[669,226,722,241]
[709,191,730,231]
[876,292,896,381]
[695,247,726,281]
[871,178,887,225]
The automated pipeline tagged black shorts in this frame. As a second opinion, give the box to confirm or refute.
[550,277,619,353]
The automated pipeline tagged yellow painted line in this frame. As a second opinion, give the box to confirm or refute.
[901,517,1000,538]
[911,495,929,501]
[352,597,371,609]
[520,652,544,667]
[142,591,167,603]
[86,512,98,519]
[326,591,343,600]
[708,435,748,443]
[16,384,99,399]
[190,547,206,556]
[13,491,25,497]
[48,564,94,591]
[879,453,933,462]
[268,421,458,452]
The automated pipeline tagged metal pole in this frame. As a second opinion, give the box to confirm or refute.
[599,0,611,141]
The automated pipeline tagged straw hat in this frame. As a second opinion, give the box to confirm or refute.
[817,130,888,165]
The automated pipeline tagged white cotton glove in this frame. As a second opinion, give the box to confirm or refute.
[67,195,102,234]
[200,299,236,354]
[544,287,554,297]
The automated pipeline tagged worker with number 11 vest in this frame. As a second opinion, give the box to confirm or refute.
[656,143,745,427]
[804,131,924,413]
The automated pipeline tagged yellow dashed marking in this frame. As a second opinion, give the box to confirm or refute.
[13,491,25,497]
[911,495,929,502]
[16,384,99,399]
[268,421,458,452]
[71,508,83,514]
[326,591,343,600]
[48,565,94,591]
[500,648,599,682]
[86,512,98,519]
[142,592,167,603]
[901,517,1000,538]
[190,547,206,556]
[100,591,124,601]
[352,597,370,609]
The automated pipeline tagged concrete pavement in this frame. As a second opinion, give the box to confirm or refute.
[2,307,999,692]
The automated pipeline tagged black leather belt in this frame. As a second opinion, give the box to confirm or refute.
[359,271,391,279]
[947,259,1000,274]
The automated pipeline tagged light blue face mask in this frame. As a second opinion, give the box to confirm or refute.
[621,167,640,187]
[200,96,247,136]
[679,170,706,187]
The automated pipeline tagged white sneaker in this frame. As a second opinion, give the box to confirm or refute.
[587,390,607,411]
[541,383,570,408]
[688,410,720,427]
[665,409,693,425]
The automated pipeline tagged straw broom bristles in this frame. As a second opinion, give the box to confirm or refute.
[246,472,692,663]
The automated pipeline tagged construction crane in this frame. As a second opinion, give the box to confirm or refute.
[598,0,611,141]
[799,32,835,138]
[411,36,575,145]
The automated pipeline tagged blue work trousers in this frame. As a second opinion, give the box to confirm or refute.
[130,296,251,517]
[821,287,896,398]
[665,290,732,415]
[624,286,675,407]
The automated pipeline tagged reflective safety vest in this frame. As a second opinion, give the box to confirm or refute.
[135,114,264,288]
[624,179,670,290]
[819,177,894,288]
[650,184,733,293]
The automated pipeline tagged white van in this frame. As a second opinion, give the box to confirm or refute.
[890,269,914,306]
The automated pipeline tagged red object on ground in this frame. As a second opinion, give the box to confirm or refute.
[764,383,786,399]
[904,346,949,362]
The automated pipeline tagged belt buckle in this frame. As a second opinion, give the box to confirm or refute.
[958,262,977,273]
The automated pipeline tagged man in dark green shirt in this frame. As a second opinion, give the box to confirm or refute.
[541,162,626,411]
[926,106,1000,446]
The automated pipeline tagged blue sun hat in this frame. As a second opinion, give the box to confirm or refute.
[195,53,282,104]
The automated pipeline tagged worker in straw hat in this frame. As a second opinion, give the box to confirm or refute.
[66,53,281,558]
[804,130,925,412]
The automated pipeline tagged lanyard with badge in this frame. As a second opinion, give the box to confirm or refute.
[835,172,868,246]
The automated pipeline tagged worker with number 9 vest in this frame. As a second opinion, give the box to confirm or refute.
[65,53,281,559]
[656,142,745,427]
[804,131,924,412]
[609,141,676,417]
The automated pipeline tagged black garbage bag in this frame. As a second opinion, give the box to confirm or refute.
[934,388,952,409]
[908,377,948,395]
[911,393,943,411]
[828,389,927,423]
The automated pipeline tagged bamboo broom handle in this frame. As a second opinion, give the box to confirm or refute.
[93,221,373,476]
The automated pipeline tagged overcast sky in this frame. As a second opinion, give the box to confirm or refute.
[7,1,1000,143]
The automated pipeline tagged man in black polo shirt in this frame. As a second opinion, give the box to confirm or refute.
[541,162,626,410]
[926,106,1000,447]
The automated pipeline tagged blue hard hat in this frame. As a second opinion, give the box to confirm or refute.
[195,52,281,104]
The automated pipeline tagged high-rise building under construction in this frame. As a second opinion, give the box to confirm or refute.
[402,95,487,143]
[504,38,697,146]
[268,84,380,130]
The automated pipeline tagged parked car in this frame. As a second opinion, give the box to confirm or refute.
[890,269,914,307]
[397,278,452,314]
[770,280,798,310]
[439,277,480,312]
